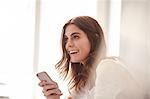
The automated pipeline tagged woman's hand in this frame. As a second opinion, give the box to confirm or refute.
[39,80,62,99]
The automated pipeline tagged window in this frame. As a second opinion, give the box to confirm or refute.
[0,0,35,99]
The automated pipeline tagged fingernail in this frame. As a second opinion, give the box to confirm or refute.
[57,91,63,95]
[58,93,63,96]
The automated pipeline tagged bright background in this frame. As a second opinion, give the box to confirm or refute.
[0,0,149,99]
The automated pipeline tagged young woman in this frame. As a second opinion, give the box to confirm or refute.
[39,16,144,99]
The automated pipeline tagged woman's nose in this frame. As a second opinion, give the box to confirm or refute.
[66,39,74,48]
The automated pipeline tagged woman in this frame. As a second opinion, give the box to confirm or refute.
[39,16,143,99]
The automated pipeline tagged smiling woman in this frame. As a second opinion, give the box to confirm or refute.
[37,16,144,99]
[38,16,105,99]
[56,16,106,96]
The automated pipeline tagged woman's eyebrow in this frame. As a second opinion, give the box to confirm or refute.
[71,32,80,36]
[65,32,80,37]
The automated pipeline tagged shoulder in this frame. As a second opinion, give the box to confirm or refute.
[96,57,128,74]
[98,57,124,66]
[95,56,137,90]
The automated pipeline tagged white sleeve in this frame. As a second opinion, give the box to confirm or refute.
[94,58,144,99]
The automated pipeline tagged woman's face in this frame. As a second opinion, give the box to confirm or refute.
[65,24,91,63]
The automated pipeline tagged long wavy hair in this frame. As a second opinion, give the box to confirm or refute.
[55,16,106,93]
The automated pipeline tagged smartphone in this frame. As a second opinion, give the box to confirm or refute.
[36,71,54,84]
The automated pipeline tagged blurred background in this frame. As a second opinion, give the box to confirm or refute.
[0,0,149,99]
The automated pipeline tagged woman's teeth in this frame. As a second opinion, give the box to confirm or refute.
[69,51,78,54]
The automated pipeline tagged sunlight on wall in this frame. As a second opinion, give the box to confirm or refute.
[0,0,35,99]
[107,0,122,57]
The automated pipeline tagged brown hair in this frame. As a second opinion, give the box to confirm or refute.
[55,16,106,93]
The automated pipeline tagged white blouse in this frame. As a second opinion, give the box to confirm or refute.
[69,58,144,99]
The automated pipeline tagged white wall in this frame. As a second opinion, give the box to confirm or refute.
[97,0,110,36]
[97,0,149,98]
[148,0,150,98]
[0,0,35,99]
[120,0,149,98]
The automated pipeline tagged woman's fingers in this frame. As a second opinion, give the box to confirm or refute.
[43,88,62,97]
[43,84,57,92]
[46,94,60,99]
[39,80,62,97]
[39,80,46,87]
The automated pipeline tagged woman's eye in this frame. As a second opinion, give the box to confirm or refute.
[73,35,79,39]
